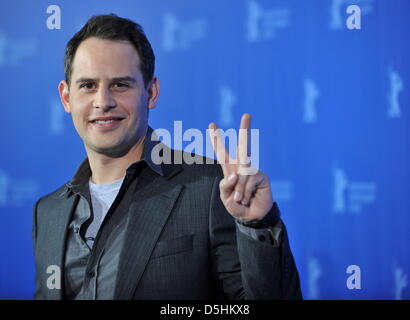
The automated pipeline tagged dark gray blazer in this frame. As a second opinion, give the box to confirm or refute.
[32,148,302,300]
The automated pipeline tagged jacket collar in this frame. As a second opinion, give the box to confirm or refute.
[63,126,164,196]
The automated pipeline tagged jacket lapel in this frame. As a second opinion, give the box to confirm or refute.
[43,190,77,299]
[114,164,184,300]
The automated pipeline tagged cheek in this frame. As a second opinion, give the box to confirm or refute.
[71,112,88,135]
[69,99,92,128]
[118,94,148,117]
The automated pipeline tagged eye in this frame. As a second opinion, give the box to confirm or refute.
[112,82,130,91]
[114,82,129,88]
[80,82,96,90]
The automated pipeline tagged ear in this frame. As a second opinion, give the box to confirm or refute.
[147,77,160,110]
[58,80,71,113]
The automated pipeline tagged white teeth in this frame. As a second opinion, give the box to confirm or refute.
[94,120,115,124]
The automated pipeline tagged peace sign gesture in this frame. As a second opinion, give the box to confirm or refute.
[208,113,273,221]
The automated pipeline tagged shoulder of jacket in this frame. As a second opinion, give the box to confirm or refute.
[35,182,70,208]
[170,148,224,178]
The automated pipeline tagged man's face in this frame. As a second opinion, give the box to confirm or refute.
[59,37,159,157]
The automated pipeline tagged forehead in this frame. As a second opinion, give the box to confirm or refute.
[71,37,141,79]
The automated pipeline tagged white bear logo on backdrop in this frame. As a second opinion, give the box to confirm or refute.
[388,68,404,118]
[246,0,291,42]
[219,84,236,127]
[0,33,6,67]
[303,78,320,124]
[0,33,37,68]
[332,166,376,214]
[393,262,408,300]
[0,170,8,206]
[0,170,39,207]
[49,97,66,135]
[162,12,207,52]
[307,257,323,300]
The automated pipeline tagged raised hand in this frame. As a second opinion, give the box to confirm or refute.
[208,113,273,221]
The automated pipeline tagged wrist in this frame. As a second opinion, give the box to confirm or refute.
[235,202,281,229]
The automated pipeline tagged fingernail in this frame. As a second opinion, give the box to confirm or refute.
[234,191,242,202]
[228,174,236,181]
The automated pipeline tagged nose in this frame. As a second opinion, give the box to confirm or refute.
[93,86,116,111]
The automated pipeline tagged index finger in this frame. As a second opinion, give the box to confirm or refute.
[208,122,233,176]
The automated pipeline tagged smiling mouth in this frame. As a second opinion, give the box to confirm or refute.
[89,117,125,129]
[93,119,119,124]
[90,117,125,123]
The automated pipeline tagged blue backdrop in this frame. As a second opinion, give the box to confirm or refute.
[0,0,408,300]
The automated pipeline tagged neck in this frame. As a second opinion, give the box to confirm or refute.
[86,137,145,185]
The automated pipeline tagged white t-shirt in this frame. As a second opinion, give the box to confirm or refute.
[85,176,125,248]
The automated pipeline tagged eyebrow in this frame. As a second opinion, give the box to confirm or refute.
[75,76,137,85]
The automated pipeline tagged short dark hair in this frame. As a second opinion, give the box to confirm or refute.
[64,14,155,88]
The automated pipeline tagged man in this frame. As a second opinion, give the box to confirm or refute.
[32,14,302,300]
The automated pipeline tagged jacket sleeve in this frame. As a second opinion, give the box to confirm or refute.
[209,174,302,300]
